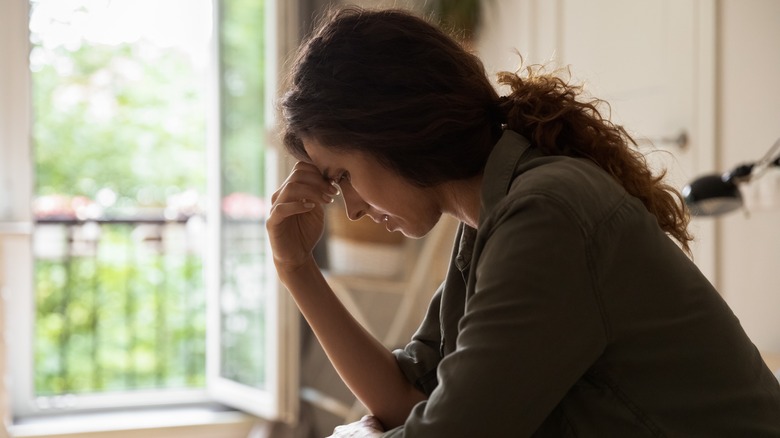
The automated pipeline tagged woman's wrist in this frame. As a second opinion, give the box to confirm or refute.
[274,254,320,285]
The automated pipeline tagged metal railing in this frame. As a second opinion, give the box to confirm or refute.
[33,216,207,396]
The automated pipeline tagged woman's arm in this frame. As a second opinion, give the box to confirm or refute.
[278,257,426,428]
[267,162,426,429]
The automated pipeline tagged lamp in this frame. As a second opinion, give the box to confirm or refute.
[683,137,780,216]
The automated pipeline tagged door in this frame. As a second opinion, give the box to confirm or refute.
[478,0,717,282]
[556,0,717,281]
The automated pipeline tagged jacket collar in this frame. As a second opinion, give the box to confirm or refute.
[479,129,532,225]
[454,130,532,272]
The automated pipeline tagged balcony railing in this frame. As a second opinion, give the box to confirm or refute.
[33,216,207,396]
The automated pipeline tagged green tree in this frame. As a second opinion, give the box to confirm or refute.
[33,40,207,214]
[220,0,266,198]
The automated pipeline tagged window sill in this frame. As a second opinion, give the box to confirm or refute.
[9,405,260,438]
[0,221,32,235]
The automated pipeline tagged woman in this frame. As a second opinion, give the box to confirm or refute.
[268,7,780,437]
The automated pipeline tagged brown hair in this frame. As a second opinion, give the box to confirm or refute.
[496,65,692,252]
[280,7,692,252]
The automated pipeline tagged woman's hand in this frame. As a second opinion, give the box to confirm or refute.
[267,161,338,272]
[327,415,385,438]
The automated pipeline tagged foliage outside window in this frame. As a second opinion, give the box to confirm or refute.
[28,0,267,404]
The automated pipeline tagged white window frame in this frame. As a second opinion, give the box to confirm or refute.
[206,0,301,423]
[1,0,36,421]
[0,0,300,426]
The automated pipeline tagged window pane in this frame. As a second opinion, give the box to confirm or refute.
[30,0,212,400]
[218,0,268,389]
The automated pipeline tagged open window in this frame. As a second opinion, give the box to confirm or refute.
[0,0,298,425]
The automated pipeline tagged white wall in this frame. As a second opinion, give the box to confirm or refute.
[475,0,780,353]
[717,0,780,352]
[476,1,555,75]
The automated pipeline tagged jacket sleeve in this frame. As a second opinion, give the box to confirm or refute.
[383,193,608,437]
[392,286,445,396]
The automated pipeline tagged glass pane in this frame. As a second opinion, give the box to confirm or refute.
[30,0,212,399]
[218,0,267,389]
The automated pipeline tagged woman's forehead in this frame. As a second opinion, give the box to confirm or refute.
[301,137,345,178]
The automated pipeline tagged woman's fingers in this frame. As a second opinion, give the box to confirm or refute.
[266,198,317,226]
[326,416,383,438]
[268,182,333,227]
[266,161,336,270]
[271,161,338,205]
[282,180,336,203]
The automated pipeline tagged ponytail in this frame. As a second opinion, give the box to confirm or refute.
[495,64,693,253]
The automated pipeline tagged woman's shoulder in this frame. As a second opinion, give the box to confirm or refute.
[503,154,632,226]
[514,153,620,192]
[480,131,648,236]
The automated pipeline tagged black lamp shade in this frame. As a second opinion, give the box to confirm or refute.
[682,174,743,216]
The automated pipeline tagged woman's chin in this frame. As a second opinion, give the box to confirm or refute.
[394,224,430,239]
[387,215,439,239]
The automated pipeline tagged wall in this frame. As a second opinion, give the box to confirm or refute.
[0,232,8,437]
[475,0,780,353]
[0,0,31,435]
[476,1,554,73]
[717,0,780,352]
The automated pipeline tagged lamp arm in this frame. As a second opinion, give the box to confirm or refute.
[684,137,780,217]
[751,137,780,181]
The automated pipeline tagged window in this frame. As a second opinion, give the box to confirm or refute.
[0,0,298,425]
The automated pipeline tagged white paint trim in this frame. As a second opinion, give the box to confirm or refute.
[0,0,35,423]
[0,0,33,223]
[207,0,300,423]
[204,0,225,416]
[9,408,255,438]
[688,0,719,287]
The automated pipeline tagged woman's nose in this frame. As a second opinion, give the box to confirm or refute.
[341,184,367,221]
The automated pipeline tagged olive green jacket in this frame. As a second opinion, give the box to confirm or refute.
[384,130,780,437]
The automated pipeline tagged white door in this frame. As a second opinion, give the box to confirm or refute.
[478,0,717,282]
[559,0,696,191]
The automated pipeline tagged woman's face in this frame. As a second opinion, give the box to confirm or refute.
[302,137,443,239]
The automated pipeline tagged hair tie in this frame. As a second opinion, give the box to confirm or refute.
[489,96,510,124]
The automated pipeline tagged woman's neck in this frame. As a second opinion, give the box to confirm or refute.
[439,174,483,229]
